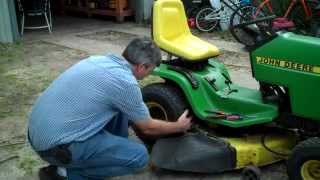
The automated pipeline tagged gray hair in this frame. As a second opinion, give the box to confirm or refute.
[122,37,161,66]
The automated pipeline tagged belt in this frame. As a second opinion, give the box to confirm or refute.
[37,144,72,164]
[28,132,72,164]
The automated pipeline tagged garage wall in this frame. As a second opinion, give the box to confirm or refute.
[0,0,20,43]
[134,0,154,23]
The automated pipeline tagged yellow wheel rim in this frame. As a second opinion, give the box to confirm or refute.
[301,160,320,180]
[146,102,169,121]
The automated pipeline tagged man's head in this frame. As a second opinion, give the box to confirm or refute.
[122,38,161,80]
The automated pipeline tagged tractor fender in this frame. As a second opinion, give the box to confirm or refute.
[152,66,202,117]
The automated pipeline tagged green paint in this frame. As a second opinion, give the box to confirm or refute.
[152,60,278,128]
[251,32,320,121]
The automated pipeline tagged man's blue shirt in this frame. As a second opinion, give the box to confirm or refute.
[28,54,150,151]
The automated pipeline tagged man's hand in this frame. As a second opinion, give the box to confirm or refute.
[132,109,193,136]
[177,110,192,132]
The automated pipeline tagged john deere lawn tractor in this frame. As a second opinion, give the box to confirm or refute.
[140,0,320,179]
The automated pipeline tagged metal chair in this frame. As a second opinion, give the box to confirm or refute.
[17,0,52,35]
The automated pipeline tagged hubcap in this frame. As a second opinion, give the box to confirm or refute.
[301,160,320,180]
[146,102,168,121]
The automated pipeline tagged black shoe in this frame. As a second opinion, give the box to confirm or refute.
[38,165,66,180]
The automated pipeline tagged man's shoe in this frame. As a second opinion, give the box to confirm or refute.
[38,165,66,180]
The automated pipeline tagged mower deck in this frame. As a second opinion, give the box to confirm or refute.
[151,129,297,172]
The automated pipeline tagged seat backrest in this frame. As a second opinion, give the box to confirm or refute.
[153,0,191,44]
[21,0,49,11]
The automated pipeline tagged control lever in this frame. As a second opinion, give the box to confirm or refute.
[222,73,238,95]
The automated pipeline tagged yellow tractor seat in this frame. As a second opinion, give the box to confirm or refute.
[153,0,220,61]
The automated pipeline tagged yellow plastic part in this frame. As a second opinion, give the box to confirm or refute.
[153,0,220,61]
[224,133,297,169]
[301,160,320,180]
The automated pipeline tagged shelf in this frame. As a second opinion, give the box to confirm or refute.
[91,8,132,17]
[60,0,133,22]
[64,5,89,13]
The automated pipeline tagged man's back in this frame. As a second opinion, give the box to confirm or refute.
[28,54,144,151]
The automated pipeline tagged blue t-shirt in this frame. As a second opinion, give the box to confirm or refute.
[28,54,150,151]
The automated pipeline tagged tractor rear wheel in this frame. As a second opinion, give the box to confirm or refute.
[139,83,188,149]
[142,83,188,122]
[287,137,320,180]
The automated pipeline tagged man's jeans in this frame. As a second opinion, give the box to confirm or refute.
[39,130,149,180]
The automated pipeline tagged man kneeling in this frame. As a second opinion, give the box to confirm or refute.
[27,38,192,180]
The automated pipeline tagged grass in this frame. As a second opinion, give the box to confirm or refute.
[0,42,54,120]
[0,42,45,174]
[0,41,88,177]
[0,40,88,120]
[0,42,25,118]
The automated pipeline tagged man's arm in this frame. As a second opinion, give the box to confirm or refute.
[132,110,192,136]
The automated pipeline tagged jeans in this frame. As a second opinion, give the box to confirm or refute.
[39,129,149,180]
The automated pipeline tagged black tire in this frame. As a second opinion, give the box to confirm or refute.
[195,6,220,32]
[287,137,320,180]
[229,5,272,47]
[142,83,188,121]
[139,83,188,149]
[241,165,262,180]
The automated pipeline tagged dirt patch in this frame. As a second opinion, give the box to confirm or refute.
[192,29,237,42]
[219,49,251,68]
[77,30,146,45]
[0,41,88,179]
[0,41,87,121]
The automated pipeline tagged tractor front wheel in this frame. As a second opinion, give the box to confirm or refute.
[241,165,261,180]
[287,137,320,180]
